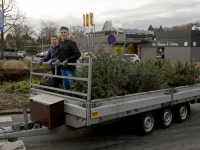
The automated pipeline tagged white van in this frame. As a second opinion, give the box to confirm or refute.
[17,51,26,57]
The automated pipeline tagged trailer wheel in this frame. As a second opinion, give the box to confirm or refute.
[29,121,42,129]
[140,112,155,135]
[175,103,188,122]
[160,108,173,128]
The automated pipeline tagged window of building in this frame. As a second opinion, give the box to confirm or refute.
[157,47,164,56]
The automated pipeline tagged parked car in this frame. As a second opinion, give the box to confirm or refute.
[44,51,48,56]
[85,52,94,57]
[123,54,140,64]
[17,51,26,57]
[36,51,48,57]
[3,52,24,60]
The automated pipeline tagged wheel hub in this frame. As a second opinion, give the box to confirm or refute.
[164,110,172,125]
[180,106,187,119]
[32,123,41,129]
[144,115,154,131]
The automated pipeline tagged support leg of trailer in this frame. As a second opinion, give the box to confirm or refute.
[23,104,29,130]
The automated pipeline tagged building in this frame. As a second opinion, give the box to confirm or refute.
[73,27,200,61]
[138,30,200,61]
[73,28,155,54]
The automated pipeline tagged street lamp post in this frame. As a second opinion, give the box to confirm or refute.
[93,24,95,52]
[24,39,25,50]
[42,34,45,52]
[42,35,43,52]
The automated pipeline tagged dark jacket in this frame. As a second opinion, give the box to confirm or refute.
[58,39,81,71]
[41,45,59,68]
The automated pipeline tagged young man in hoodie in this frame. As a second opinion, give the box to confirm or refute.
[39,34,62,87]
[55,26,81,95]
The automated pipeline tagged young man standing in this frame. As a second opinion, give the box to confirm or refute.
[56,26,81,95]
[39,34,62,87]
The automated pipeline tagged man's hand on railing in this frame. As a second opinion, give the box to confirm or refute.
[55,59,60,66]
[49,60,52,65]
[63,59,68,67]
[39,60,43,65]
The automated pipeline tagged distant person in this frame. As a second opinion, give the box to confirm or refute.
[55,26,81,95]
[39,34,62,87]
[161,52,164,60]
[81,50,86,63]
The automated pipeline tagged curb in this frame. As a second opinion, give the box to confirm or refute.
[0,109,30,115]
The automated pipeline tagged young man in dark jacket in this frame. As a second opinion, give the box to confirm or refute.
[55,26,81,95]
[39,34,62,87]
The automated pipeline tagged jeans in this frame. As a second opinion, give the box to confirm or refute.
[61,70,76,95]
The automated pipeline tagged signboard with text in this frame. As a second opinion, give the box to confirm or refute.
[149,39,200,47]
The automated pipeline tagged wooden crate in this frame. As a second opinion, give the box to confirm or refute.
[30,94,65,128]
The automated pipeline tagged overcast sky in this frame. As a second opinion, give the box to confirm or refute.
[17,0,200,32]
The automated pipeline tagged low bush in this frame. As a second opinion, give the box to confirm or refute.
[0,79,40,93]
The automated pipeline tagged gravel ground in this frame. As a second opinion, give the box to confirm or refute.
[0,90,29,111]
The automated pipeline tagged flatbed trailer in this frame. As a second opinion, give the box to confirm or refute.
[0,57,200,142]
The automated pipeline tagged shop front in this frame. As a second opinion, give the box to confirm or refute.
[138,30,200,61]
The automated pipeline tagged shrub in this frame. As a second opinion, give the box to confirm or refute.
[167,59,200,87]
[126,58,168,93]
[0,80,40,93]
[74,44,133,99]
[74,47,200,100]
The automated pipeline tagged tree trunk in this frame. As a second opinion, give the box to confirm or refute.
[0,30,4,60]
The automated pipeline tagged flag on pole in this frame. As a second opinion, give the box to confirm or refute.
[83,14,85,27]
[90,12,93,26]
[86,13,89,27]
[0,10,4,31]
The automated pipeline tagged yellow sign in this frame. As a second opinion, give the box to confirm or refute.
[91,111,99,118]
[83,14,85,27]
[114,47,124,55]
[90,12,93,26]
[86,13,89,27]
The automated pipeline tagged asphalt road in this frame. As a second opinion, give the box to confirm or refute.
[0,103,200,150]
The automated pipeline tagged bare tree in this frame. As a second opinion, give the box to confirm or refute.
[0,0,25,59]
[38,21,58,46]
[9,23,36,50]
[69,26,84,38]
[102,20,115,31]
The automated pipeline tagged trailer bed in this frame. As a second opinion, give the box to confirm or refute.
[30,83,200,128]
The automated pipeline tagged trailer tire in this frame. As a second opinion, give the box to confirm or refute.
[29,121,42,129]
[160,108,173,128]
[139,112,155,135]
[175,103,188,122]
